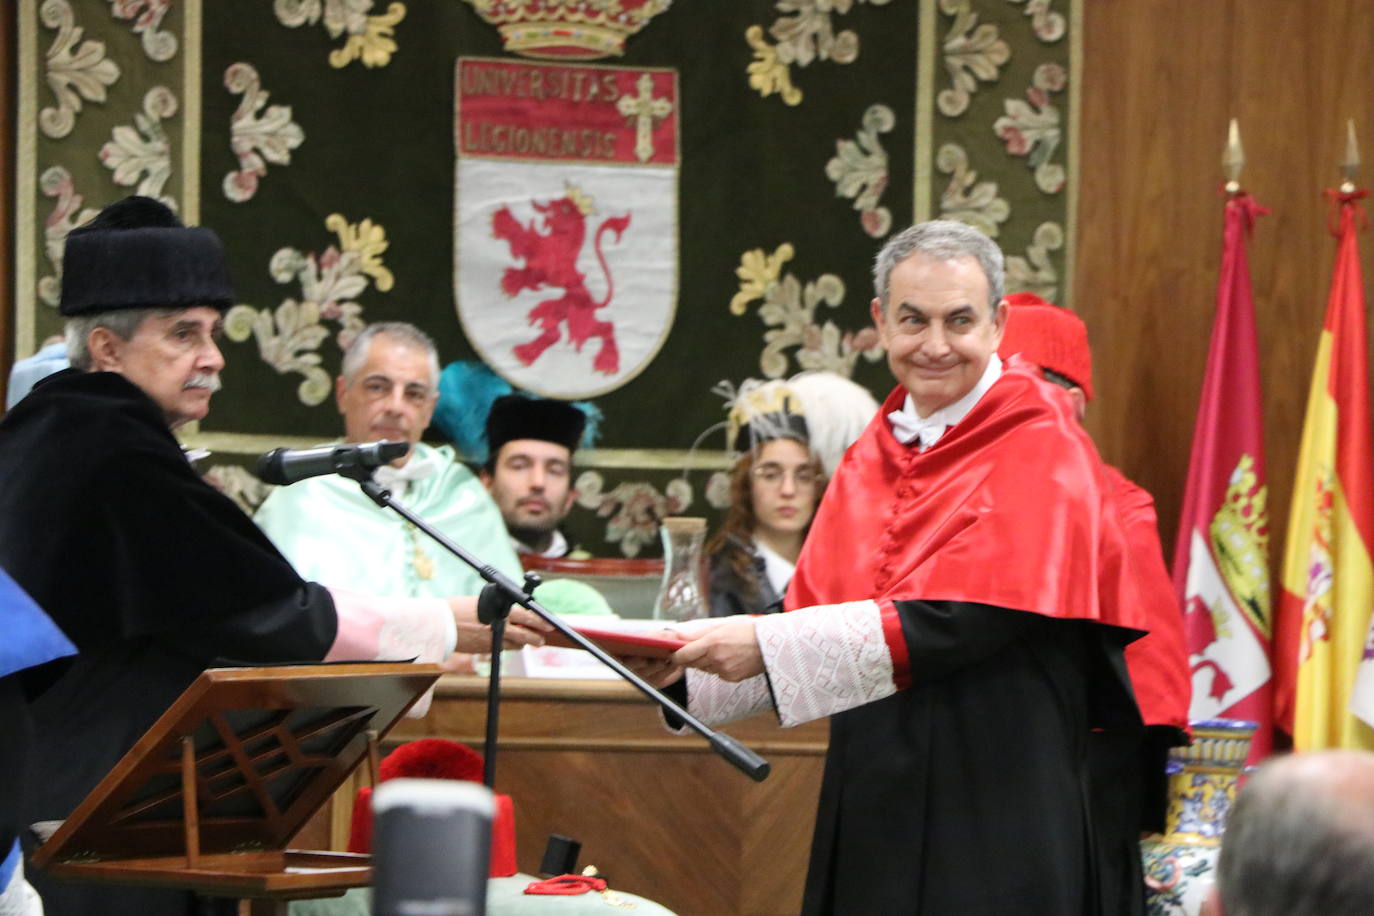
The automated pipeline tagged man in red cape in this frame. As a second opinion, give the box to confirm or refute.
[656,222,1149,915]
[998,292,1192,915]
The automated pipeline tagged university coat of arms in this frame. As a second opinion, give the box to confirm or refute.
[455,57,679,398]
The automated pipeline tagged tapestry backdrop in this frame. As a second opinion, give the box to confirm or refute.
[15,0,1077,557]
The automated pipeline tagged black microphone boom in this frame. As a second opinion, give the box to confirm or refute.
[253,441,409,485]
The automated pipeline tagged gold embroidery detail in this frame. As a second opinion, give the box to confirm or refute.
[223,62,305,203]
[730,244,882,379]
[225,215,393,405]
[1005,221,1064,301]
[406,524,435,580]
[274,0,407,70]
[825,103,894,238]
[39,0,122,139]
[936,143,1009,237]
[936,0,1009,118]
[101,85,178,205]
[1209,453,1271,636]
[745,0,893,107]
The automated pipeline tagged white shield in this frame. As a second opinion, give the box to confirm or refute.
[454,58,679,399]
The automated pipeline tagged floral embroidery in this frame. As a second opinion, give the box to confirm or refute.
[1004,221,1062,300]
[224,215,394,405]
[937,0,1009,118]
[576,472,692,558]
[731,243,883,379]
[1006,0,1066,43]
[936,142,1009,237]
[39,0,121,139]
[745,0,892,107]
[100,86,178,205]
[203,464,274,515]
[993,62,1067,194]
[274,0,408,69]
[108,0,177,62]
[222,62,305,203]
[825,103,894,238]
[36,166,99,309]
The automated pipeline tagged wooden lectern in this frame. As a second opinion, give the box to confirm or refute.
[30,663,440,915]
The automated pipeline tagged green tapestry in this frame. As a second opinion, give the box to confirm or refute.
[14,0,1077,557]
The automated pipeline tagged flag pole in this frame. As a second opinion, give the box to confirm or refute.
[1340,118,1359,194]
[1223,117,1244,196]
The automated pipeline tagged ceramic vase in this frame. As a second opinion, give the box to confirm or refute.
[1140,718,1257,916]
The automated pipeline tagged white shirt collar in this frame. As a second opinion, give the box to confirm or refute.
[513,529,569,558]
[372,443,440,500]
[887,353,1003,450]
[753,538,796,598]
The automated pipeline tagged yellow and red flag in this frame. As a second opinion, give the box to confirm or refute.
[1274,189,1374,750]
[1171,191,1273,760]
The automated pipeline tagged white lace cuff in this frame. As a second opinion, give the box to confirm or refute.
[663,669,775,734]
[754,599,898,727]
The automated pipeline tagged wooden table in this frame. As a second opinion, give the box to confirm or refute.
[374,676,829,916]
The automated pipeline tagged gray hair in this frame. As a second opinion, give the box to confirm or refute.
[1217,750,1374,916]
[65,307,175,370]
[340,322,440,388]
[872,220,1004,315]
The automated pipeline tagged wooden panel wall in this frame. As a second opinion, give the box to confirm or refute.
[1076,0,1374,560]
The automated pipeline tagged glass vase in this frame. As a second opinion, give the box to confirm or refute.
[653,517,708,622]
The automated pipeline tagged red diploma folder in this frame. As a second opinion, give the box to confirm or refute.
[542,626,686,659]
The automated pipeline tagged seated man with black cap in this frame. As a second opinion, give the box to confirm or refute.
[0,197,548,916]
[481,394,588,559]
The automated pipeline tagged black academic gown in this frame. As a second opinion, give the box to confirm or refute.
[801,601,1139,916]
[707,541,784,617]
[0,370,337,916]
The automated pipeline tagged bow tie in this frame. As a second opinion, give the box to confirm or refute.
[888,407,947,450]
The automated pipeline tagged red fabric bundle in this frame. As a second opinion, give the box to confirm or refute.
[346,739,518,877]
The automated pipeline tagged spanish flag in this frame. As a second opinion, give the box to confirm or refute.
[1274,189,1374,750]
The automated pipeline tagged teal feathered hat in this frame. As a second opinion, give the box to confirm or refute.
[432,360,601,465]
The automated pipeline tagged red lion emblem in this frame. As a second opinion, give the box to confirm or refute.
[491,186,631,375]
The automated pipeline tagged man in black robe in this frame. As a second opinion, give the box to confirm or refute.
[0,197,546,915]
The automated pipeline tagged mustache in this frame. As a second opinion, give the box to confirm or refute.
[183,372,222,392]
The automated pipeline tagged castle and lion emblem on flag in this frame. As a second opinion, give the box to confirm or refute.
[454,57,679,399]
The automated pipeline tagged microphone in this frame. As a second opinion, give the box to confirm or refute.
[372,779,494,916]
[253,440,409,485]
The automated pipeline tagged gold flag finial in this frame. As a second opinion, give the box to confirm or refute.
[1223,118,1245,194]
[1340,119,1360,193]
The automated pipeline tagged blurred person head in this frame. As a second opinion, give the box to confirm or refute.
[1209,750,1374,916]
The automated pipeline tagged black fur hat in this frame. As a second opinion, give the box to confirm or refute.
[486,395,587,457]
[59,196,234,316]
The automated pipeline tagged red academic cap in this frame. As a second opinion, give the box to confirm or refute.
[998,292,1094,401]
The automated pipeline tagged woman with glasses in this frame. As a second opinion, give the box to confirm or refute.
[705,374,877,617]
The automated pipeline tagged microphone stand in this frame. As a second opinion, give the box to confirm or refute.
[339,467,771,786]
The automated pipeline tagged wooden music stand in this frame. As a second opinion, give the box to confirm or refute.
[30,663,441,915]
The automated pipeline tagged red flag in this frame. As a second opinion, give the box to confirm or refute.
[1171,192,1273,761]
[1274,189,1374,750]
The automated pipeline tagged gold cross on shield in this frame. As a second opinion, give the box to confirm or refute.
[617,73,673,164]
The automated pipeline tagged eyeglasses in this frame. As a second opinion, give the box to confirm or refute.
[751,464,819,487]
